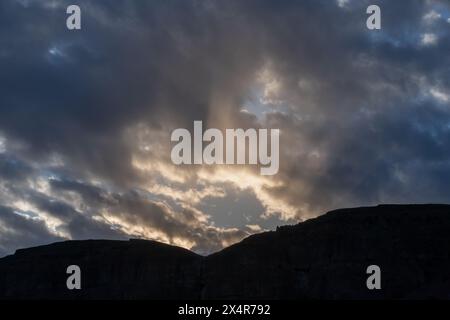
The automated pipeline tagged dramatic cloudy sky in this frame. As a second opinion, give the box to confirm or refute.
[0,0,449,256]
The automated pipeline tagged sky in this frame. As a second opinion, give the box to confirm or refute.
[0,0,450,256]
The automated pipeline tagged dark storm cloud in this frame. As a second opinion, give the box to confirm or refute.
[240,0,450,214]
[0,205,65,257]
[0,0,450,254]
[0,153,33,182]
[0,0,266,184]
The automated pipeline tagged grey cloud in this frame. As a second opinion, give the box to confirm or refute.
[0,153,33,182]
[49,178,249,254]
[0,205,65,257]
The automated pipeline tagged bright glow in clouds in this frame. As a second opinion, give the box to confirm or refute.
[257,67,283,105]
[170,121,280,176]
[337,0,350,8]
[0,136,5,153]
[430,88,450,103]
[423,10,441,23]
[11,200,69,238]
[197,168,298,220]
[421,33,438,46]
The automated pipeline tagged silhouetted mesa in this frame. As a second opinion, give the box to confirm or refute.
[0,239,203,299]
[1,204,450,299]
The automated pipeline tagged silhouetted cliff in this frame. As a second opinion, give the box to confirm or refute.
[2,204,450,299]
[0,239,202,299]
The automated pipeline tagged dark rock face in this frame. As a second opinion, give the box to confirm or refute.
[2,204,450,299]
[203,204,450,299]
[0,239,203,299]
